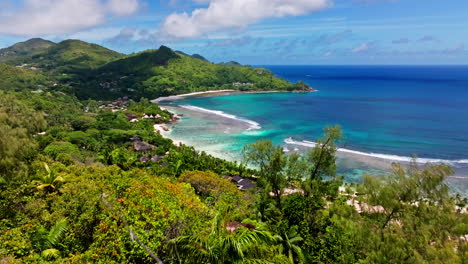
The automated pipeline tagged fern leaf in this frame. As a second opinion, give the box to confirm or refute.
[47,218,68,248]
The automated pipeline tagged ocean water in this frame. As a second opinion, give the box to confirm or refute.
[160,66,468,194]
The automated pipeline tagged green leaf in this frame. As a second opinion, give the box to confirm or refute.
[42,248,60,260]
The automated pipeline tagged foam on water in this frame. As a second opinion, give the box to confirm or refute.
[179,105,261,130]
[285,137,468,165]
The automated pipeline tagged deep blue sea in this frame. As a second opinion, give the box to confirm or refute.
[161,66,468,194]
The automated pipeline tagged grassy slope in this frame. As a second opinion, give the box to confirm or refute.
[0,64,48,92]
[0,38,55,62]
[1,39,301,100]
[78,46,296,99]
[2,39,123,73]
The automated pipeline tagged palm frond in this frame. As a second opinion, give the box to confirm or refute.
[46,218,68,248]
[292,245,305,263]
[169,235,211,262]
[44,163,50,174]
[54,175,65,183]
[42,248,60,260]
[36,183,53,191]
[288,236,303,244]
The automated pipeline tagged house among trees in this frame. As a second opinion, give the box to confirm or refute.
[227,175,257,191]
[130,136,156,152]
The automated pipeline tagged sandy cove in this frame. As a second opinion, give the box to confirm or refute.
[151,90,236,103]
[151,88,318,150]
[153,123,185,146]
[151,89,317,103]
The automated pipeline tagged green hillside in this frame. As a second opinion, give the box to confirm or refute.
[1,39,308,100]
[0,64,48,92]
[77,46,303,99]
[191,53,208,61]
[0,38,55,62]
[218,61,242,67]
[8,39,123,73]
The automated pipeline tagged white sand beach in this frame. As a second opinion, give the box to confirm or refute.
[151,90,236,103]
[153,124,185,146]
[151,89,315,103]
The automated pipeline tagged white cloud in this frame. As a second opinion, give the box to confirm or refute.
[160,0,331,39]
[0,0,140,36]
[352,42,370,53]
[68,27,123,41]
[107,0,139,16]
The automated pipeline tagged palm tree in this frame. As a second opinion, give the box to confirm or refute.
[33,163,65,192]
[276,225,305,264]
[170,215,275,263]
[33,218,69,260]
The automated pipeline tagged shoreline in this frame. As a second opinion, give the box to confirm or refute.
[159,101,468,168]
[153,123,185,146]
[156,104,467,196]
[151,89,316,103]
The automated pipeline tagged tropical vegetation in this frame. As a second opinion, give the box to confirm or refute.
[0,38,466,263]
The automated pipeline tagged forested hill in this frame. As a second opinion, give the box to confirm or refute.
[1,39,123,74]
[0,38,55,61]
[0,38,309,100]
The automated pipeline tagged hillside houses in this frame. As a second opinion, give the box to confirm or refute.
[98,97,130,110]
[232,82,253,88]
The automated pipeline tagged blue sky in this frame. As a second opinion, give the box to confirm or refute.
[0,0,467,65]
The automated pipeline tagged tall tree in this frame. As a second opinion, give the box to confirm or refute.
[243,140,287,208]
[358,161,467,263]
[304,125,343,197]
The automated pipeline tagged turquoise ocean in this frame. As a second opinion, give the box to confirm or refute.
[160,66,468,194]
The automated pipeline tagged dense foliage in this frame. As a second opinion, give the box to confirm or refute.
[0,38,466,263]
[0,65,48,92]
[1,38,309,100]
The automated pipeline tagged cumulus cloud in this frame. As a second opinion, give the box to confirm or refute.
[104,27,157,48]
[160,0,331,39]
[107,0,139,16]
[0,0,140,36]
[103,27,162,52]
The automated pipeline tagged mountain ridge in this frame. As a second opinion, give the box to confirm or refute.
[0,38,310,100]
[0,38,55,61]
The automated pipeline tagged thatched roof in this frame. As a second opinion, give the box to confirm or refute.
[228,176,257,191]
[133,141,155,151]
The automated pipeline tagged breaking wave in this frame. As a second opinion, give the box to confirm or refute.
[284,137,468,165]
[179,105,261,130]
